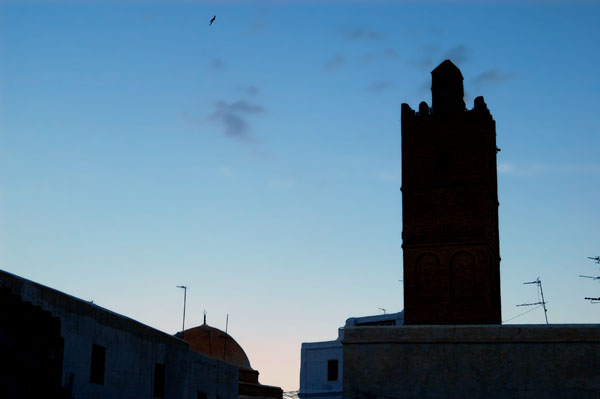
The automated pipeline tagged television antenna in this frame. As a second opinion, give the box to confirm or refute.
[581,256,600,303]
[516,277,548,324]
[176,285,187,337]
[579,256,600,281]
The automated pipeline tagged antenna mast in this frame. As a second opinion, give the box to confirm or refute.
[580,256,600,303]
[517,277,548,324]
[177,285,187,337]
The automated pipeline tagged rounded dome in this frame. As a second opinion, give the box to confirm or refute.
[181,324,252,369]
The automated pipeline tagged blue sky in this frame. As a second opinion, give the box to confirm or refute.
[1,0,599,391]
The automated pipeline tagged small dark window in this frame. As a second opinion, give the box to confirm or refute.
[154,363,165,398]
[197,391,208,399]
[327,359,338,381]
[90,344,106,385]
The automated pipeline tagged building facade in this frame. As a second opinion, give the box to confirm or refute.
[299,312,404,399]
[1,270,238,399]
[343,323,600,399]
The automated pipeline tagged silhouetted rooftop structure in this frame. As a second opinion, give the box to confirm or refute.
[178,323,252,369]
[431,59,466,115]
[401,59,501,325]
[179,323,283,399]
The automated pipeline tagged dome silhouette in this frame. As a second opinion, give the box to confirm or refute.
[180,323,252,369]
[177,318,283,398]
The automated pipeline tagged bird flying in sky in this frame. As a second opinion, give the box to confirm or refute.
[210,16,216,26]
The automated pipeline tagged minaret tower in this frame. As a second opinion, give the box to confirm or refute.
[401,60,501,325]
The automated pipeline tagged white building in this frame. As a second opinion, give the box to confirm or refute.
[298,311,404,399]
[1,270,238,398]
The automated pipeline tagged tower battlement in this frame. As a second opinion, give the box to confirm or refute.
[402,96,492,119]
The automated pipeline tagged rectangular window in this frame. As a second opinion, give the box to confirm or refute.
[327,359,338,381]
[154,362,165,398]
[90,344,106,385]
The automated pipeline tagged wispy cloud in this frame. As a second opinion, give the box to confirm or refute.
[358,48,400,65]
[236,85,260,96]
[404,25,443,40]
[408,57,434,70]
[211,57,226,71]
[325,55,345,70]
[499,161,600,177]
[383,48,400,58]
[408,44,468,71]
[366,80,397,93]
[207,99,266,142]
[442,45,469,65]
[341,26,388,41]
[413,80,430,97]
[473,69,513,85]
[407,44,440,70]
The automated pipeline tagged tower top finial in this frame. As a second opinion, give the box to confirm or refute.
[431,59,465,115]
[203,310,207,325]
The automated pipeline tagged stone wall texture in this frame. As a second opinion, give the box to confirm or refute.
[343,324,600,399]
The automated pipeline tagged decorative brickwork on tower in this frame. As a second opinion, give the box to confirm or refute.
[401,60,501,325]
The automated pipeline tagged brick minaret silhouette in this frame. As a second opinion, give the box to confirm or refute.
[401,60,501,324]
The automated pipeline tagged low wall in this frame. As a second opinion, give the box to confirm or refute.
[343,324,600,399]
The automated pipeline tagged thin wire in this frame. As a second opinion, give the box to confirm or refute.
[503,304,543,323]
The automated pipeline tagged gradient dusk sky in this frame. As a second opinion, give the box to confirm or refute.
[1,0,599,391]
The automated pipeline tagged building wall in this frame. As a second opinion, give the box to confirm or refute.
[0,286,65,397]
[1,270,238,399]
[299,312,404,399]
[343,324,600,399]
[299,340,343,399]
